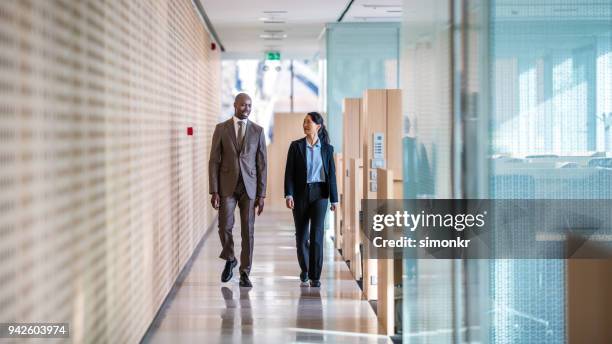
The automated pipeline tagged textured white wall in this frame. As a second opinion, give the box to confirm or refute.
[0,0,220,342]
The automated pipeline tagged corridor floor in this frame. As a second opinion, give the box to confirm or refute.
[144,209,391,344]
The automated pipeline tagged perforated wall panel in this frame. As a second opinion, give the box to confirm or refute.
[0,0,220,342]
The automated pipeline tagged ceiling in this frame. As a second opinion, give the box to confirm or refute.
[200,0,402,59]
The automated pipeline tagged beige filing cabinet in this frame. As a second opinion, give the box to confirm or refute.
[386,89,404,197]
[267,113,306,209]
[333,153,343,250]
[377,168,397,335]
[361,142,378,301]
[348,158,363,280]
[361,89,403,302]
[342,98,363,266]
[361,90,387,301]
[362,89,402,199]
[362,90,387,200]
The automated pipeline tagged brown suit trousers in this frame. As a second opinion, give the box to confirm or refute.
[209,118,267,274]
[218,177,255,274]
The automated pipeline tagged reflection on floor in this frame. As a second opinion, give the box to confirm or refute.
[144,209,391,343]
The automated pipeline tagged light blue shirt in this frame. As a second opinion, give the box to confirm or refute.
[306,137,326,183]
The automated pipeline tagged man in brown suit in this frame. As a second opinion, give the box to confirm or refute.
[209,93,267,287]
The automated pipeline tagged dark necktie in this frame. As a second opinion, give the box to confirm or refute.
[237,121,245,151]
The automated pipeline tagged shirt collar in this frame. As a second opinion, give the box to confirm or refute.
[233,115,248,125]
[306,136,321,148]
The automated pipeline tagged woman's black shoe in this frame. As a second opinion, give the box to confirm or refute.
[310,280,321,288]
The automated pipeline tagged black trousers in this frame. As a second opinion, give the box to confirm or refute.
[292,182,328,281]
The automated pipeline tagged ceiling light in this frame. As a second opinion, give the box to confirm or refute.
[362,4,402,9]
[259,33,287,39]
[262,10,288,14]
[259,16,287,23]
[353,16,401,20]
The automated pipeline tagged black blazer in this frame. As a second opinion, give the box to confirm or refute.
[284,137,338,204]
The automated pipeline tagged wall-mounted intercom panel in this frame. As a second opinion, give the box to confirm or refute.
[369,132,385,192]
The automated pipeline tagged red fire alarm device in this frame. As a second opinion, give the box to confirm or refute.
[187,127,193,136]
[211,42,216,50]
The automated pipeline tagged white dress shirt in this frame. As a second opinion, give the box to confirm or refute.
[232,115,248,141]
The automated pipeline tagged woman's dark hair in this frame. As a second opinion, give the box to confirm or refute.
[306,112,330,145]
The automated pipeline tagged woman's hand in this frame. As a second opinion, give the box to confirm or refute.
[286,197,294,210]
[330,204,336,212]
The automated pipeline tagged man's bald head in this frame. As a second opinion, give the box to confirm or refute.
[233,93,252,119]
[235,93,251,102]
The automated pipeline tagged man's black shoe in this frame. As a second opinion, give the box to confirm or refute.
[310,280,321,288]
[239,271,252,288]
[221,259,237,282]
[300,271,308,283]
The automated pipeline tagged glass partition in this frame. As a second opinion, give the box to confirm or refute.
[326,22,399,150]
[485,1,612,343]
[401,0,612,342]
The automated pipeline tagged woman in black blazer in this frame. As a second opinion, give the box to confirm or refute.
[284,112,338,288]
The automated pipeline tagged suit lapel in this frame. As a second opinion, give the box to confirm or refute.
[245,120,255,148]
[225,118,239,151]
[321,143,329,175]
[297,138,306,165]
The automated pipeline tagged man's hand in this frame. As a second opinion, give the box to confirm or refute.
[211,193,220,210]
[330,203,337,212]
[255,197,265,216]
[286,197,294,210]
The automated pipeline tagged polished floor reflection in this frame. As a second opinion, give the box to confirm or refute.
[145,210,390,343]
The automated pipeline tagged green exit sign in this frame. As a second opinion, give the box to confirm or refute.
[266,51,281,60]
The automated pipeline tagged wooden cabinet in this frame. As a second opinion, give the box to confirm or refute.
[348,158,363,279]
[266,113,306,209]
[333,153,343,250]
[342,99,363,273]
[362,90,388,200]
[377,168,397,335]
[386,89,404,198]
[339,90,403,308]
[360,89,403,302]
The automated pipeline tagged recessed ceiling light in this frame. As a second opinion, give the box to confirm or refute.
[262,10,288,14]
[352,16,401,20]
[362,4,402,9]
[264,29,285,33]
[259,33,287,39]
[259,16,286,23]
[259,16,287,21]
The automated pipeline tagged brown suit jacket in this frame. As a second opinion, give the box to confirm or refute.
[208,117,267,200]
